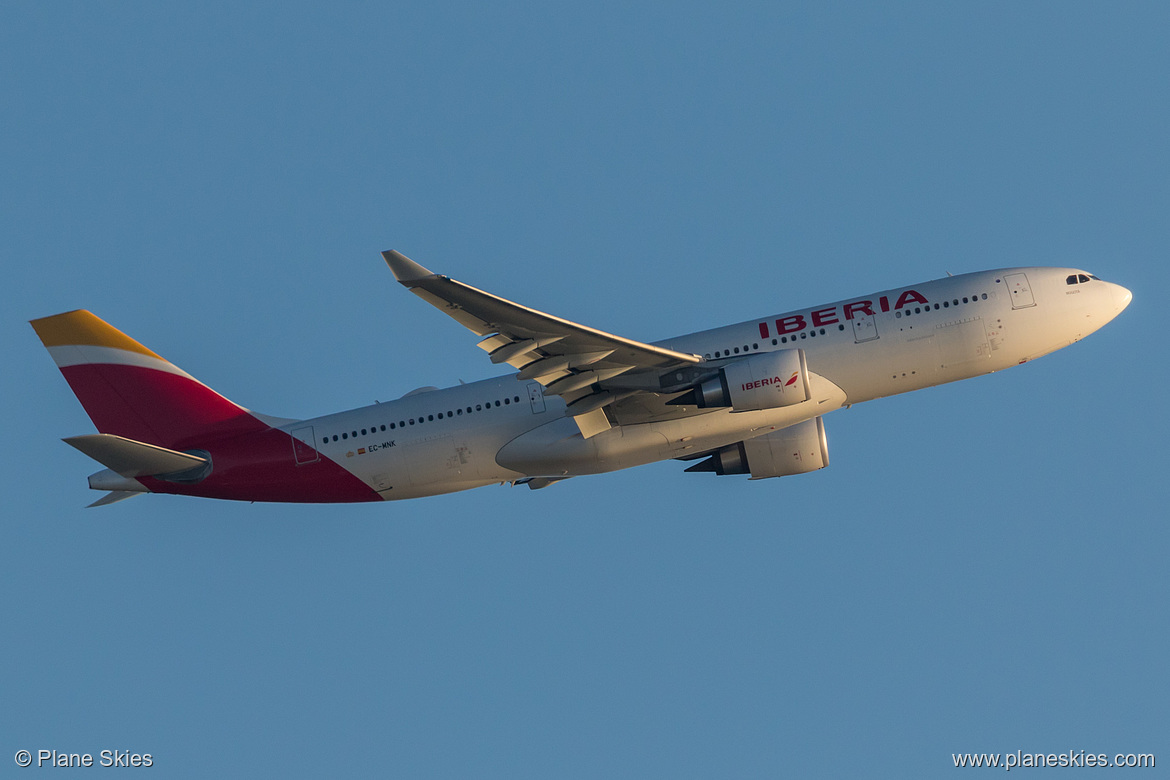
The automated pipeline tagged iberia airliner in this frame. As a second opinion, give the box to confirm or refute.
[32,252,1131,506]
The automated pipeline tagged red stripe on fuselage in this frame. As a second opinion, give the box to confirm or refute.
[137,427,381,503]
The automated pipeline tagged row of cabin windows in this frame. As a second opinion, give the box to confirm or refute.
[710,343,760,358]
[896,292,987,318]
[708,323,844,357]
[707,323,845,357]
[772,327,835,346]
[706,290,992,356]
[324,395,523,443]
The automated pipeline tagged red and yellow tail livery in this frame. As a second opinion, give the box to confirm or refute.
[31,310,379,505]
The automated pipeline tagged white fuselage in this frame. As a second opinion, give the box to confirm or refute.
[298,267,1130,500]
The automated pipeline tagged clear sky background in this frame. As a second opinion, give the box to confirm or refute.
[2,3,1166,777]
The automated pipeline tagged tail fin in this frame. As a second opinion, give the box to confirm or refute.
[31,310,269,449]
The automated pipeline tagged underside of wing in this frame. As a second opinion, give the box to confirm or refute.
[383,250,707,437]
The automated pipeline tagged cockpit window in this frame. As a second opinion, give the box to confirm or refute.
[1077,274,1091,283]
[1066,274,1078,285]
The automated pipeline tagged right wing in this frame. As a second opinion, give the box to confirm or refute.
[383,250,707,437]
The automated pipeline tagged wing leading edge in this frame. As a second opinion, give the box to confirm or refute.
[382,250,703,437]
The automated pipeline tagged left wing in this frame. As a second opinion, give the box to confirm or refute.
[383,250,704,437]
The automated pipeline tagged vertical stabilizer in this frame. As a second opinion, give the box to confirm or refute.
[31,310,268,449]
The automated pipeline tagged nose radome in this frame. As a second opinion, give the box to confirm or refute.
[1112,283,1133,314]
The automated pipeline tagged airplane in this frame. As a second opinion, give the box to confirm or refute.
[31,252,1131,506]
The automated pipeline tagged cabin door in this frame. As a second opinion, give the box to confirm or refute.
[291,426,320,465]
[852,313,879,343]
[1004,273,1036,309]
[528,382,547,414]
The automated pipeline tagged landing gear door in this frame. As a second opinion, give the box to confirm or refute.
[1004,273,1036,309]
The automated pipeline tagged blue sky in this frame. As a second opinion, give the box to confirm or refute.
[2,3,1166,777]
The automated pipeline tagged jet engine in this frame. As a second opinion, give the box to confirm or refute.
[684,417,829,479]
[670,349,811,412]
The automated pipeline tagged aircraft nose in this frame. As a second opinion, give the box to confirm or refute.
[1110,282,1133,314]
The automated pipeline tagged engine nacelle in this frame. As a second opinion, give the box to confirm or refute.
[685,417,829,479]
[682,349,811,412]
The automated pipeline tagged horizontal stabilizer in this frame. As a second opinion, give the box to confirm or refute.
[64,433,208,478]
[87,490,143,508]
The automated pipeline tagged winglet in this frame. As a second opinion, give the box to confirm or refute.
[382,250,435,283]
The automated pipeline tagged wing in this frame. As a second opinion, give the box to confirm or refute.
[383,250,705,437]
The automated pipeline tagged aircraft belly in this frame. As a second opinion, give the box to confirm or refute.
[496,373,847,477]
[352,429,523,501]
[376,478,501,501]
